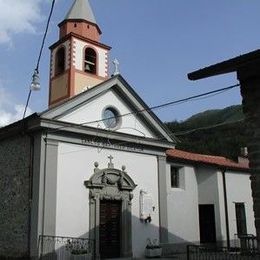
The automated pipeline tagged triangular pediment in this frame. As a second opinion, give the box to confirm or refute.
[41,75,176,142]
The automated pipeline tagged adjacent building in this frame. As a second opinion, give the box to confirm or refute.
[166,149,255,253]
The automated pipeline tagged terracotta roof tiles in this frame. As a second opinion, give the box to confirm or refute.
[166,149,249,171]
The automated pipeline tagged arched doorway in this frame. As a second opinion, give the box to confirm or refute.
[84,157,137,259]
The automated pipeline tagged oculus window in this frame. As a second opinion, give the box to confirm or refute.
[102,107,120,129]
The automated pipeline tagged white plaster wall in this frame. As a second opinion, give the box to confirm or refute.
[197,168,225,242]
[73,38,108,77]
[60,89,155,138]
[225,171,256,242]
[166,164,200,244]
[51,39,70,77]
[56,142,160,258]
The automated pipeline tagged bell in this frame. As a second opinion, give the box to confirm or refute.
[30,70,41,91]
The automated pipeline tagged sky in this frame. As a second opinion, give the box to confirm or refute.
[0,0,260,126]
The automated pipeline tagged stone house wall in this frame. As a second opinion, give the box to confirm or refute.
[239,71,260,248]
[0,134,31,258]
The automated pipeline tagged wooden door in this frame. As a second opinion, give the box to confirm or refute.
[100,200,121,258]
[199,204,217,244]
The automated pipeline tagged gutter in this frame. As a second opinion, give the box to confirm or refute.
[41,133,48,251]
[222,169,230,249]
[166,157,250,173]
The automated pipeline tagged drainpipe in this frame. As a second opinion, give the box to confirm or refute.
[222,169,230,249]
[41,133,48,244]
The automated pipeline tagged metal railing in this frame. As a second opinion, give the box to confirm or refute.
[39,235,95,260]
[187,244,260,260]
[235,234,258,254]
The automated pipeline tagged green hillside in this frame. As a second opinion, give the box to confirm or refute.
[165,105,248,160]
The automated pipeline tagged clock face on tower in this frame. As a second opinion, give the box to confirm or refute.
[102,107,120,129]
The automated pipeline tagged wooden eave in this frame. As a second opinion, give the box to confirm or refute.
[188,49,260,80]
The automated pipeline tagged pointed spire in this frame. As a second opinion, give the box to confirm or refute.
[65,0,96,24]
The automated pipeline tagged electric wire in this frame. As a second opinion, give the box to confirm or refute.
[173,119,244,136]
[84,118,245,153]
[35,0,56,72]
[55,118,245,155]
[22,0,56,119]
[46,83,240,134]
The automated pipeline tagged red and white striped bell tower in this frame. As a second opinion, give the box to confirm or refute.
[49,0,111,107]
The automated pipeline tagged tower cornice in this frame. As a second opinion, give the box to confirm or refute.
[58,19,102,35]
[49,32,111,51]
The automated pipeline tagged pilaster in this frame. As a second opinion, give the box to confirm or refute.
[157,156,168,243]
[42,138,59,236]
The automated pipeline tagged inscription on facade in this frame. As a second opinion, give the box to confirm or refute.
[81,138,143,151]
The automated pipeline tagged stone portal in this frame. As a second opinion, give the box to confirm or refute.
[84,157,137,258]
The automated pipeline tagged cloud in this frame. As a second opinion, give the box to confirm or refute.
[0,86,32,127]
[0,0,44,45]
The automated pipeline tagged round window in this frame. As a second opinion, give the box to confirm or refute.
[102,107,120,129]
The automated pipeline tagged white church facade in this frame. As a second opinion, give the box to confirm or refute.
[0,0,256,259]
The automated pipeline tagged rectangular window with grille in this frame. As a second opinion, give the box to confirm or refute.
[170,166,180,188]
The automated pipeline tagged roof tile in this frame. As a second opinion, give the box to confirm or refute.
[166,149,249,170]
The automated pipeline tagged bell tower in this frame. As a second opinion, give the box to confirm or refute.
[49,0,111,107]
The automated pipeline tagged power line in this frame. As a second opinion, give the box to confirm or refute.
[46,82,240,134]
[23,0,56,119]
[35,0,56,72]
[173,119,244,136]
[141,83,239,113]
[51,118,245,155]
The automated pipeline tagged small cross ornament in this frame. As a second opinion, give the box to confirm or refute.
[108,155,114,168]
[113,58,120,75]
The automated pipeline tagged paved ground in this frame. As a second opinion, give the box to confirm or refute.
[106,256,187,260]
[133,254,187,260]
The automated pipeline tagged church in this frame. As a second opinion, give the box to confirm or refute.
[0,0,256,259]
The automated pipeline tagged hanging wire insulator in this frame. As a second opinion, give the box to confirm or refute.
[31,70,41,91]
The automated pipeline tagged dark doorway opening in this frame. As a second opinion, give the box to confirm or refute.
[235,202,247,236]
[100,200,121,258]
[199,204,217,244]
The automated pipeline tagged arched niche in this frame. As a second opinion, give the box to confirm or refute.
[84,158,137,259]
[55,46,66,76]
